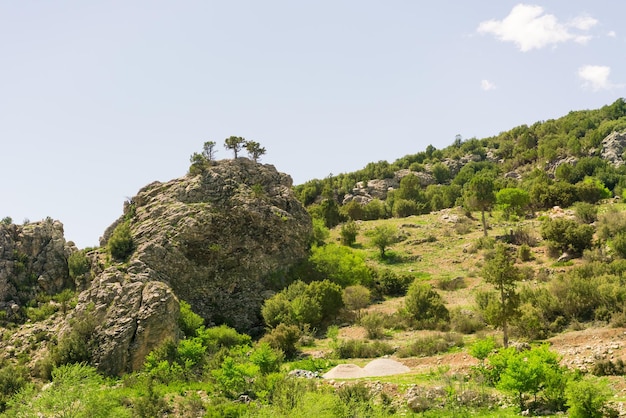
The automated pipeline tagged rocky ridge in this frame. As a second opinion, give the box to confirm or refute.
[73,158,312,375]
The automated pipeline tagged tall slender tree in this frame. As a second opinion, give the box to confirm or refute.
[464,172,496,236]
[244,140,266,162]
[224,136,246,158]
[481,243,522,348]
[202,141,218,162]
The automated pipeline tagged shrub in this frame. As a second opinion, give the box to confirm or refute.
[67,250,90,279]
[436,276,466,291]
[566,376,614,418]
[360,312,385,339]
[450,308,485,334]
[339,220,359,246]
[0,362,28,412]
[541,217,595,256]
[179,300,204,338]
[373,268,414,296]
[518,244,533,261]
[309,244,372,287]
[260,324,301,359]
[108,221,134,261]
[335,339,394,359]
[610,232,626,258]
[573,201,598,224]
[396,333,463,357]
[404,280,450,329]
[311,218,330,246]
[196,324,251,353]
[342,285,371,315]
[592,359,626,376]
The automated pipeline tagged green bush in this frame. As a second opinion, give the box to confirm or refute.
[359,312,385,339]
[0,362,28,412]
[178,300,204,338]
[436,276,466,291]
[196,324,251,353]
[108,221,134,261]
[540,217,595,256]
[373,268,414,297]
[396,333,463,358]
[518,244,533,262]
[573,201,598,224]
[67,250,90,279]
[450,308,485,334]
[260,324,301,359]
[335,339,394,359]
[610,232,626,258]
[566,376,614,418]
[309,244,372,287]
[339,220,359,246]
[404,280,450,329]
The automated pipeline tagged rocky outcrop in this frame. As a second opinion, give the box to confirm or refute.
[601,130,626,167]
[0,218,73,320]
[74,158,311,374]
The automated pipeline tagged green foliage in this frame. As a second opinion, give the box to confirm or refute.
[196,324,252,353]
[244,140,266,162]
[108,221,134,261]
[469,337,496,363]
[404,280,450,329]
[211,355,259,399]
[541,217,595,256]
[573,202,598,224]
[372,268,415,296]
[496,188,530,219]
[481,244,522,347]
[334,339,395,359]
[339,220,359,246]
[368,224,398,258]
[178,300,204,338]
[223,135,246,158]
[566,376,614,418]
[311,218,330,246]
[342,285,371,313]
[0,362,28,412]
[260,323,301,358]
[47,306,98,372]
[68,250,90,279]
[249,342,283,375]
[309,244,372,287]
[576,177,612,203]
[396,332,463,357]
[1,216,12,225]
[611,232,626,258]
[464,171,496,236]
[308,199,343,228]
[360,312,385,339]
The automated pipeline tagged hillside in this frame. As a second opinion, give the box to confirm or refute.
[1,100,626,416]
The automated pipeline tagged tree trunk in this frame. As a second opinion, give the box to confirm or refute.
[481,209,488,237]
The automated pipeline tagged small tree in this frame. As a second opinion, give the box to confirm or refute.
[108,221,134,261]
[496,188,530,220]
[224,136,246,158]
[340,220,359,246]
[244,140,266,162]
[404,280,449,329]
[481,243,522,348]
[464,172,496,236]
[566,376,613,418]
[202,140,218,161]
[342,285,371,319]
[369,224,397,258]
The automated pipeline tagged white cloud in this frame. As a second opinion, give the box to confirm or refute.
[477,4,598,52]
[607,31,617,38]
[481,79,497,91]
[578,65,624,91]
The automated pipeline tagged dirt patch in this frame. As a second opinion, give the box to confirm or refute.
[323,358,410,379]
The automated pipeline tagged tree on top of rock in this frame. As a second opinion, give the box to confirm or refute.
[245,140,266,162]
[224,136,246,158]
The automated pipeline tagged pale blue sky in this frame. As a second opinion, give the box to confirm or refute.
[1,1,624,247]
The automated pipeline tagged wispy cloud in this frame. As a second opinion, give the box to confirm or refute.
[578,65,624,91]
[481,79,497,91]
[477,4,598,52]
[607,31,617,38]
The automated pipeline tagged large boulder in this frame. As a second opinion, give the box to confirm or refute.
[601,130,626,167]
[0,218,73,321]
[75,158,312,374]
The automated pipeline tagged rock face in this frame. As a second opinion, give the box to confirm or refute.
[76,159,312,375]
[601,130,626,167]
[0,219,73,320]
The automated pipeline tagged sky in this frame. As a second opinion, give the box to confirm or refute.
[1,1,625,248]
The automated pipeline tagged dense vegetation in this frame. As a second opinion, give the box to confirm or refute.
[2,100,626,416]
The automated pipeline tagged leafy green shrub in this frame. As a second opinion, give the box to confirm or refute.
[573,201,598,224]
[450,308,485,334]
[0,362,28,412]
[250,342,283,375]
[108,221,134,261]
[26,303,57,322]
[335,339,394,359]
[404,280,450,330]
[592,359,626,376]
[566,376,614,418]
[260,324,301,359]
[311,218,330,246]
[339,220,359,246]
[196,324,251,353]
[518,244,533,261]
[342,285,370,315]
[610,232,626,258]
[359,312,385,339]
[47,306,98,373]
[67,250,90,279]
[541,217,595,256]
[309,244,372,287]
[396,333,463,357]
[373,268,414,296]
[436,276,466,291]
[178,300,204,338]
[597,207,626,241]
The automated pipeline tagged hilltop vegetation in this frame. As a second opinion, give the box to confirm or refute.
[2,105,626,416]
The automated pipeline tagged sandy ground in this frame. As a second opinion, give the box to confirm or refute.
[323,358,410,379]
